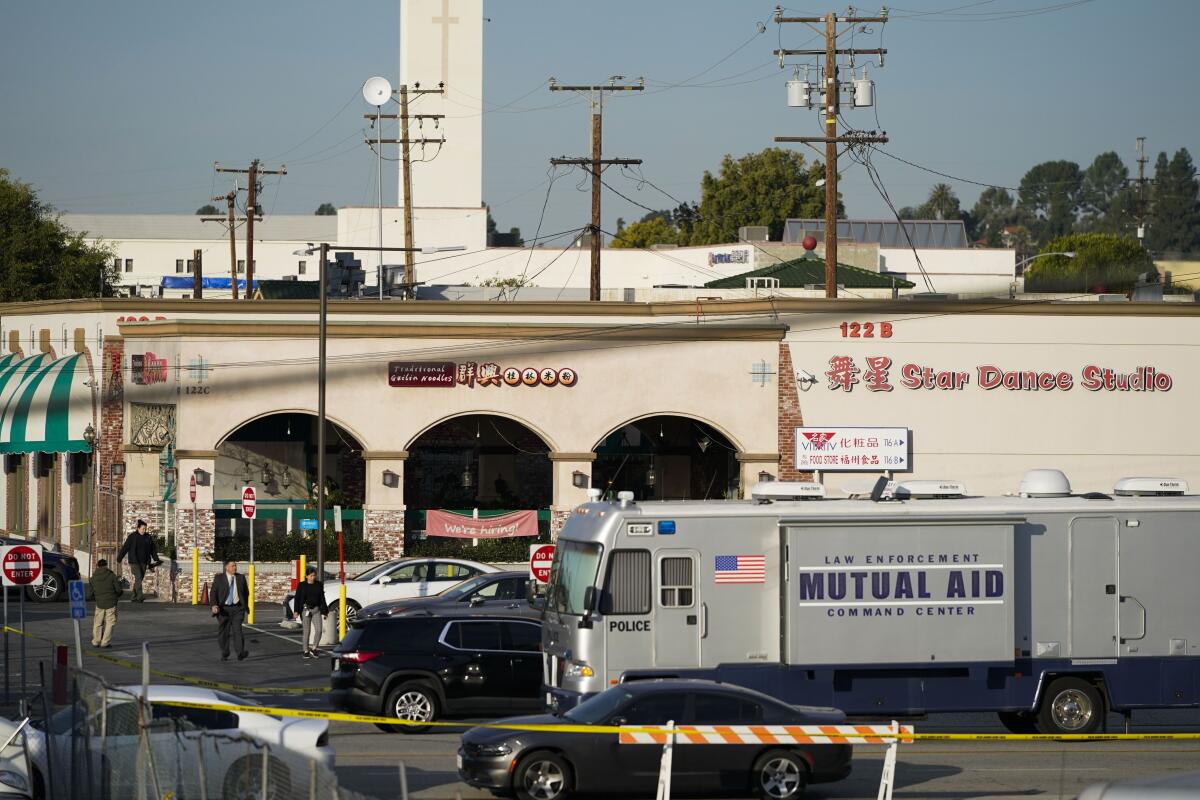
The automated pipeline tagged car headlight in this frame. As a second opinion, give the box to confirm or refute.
[563,661,594,679]
[0,770,28,791]
[472,743,512,757]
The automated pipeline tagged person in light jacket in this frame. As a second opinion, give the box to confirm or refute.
[292,567,329,658]
[85,559,123,647]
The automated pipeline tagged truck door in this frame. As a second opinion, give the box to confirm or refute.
[654,550,701,668]
[1069,516,1119,658]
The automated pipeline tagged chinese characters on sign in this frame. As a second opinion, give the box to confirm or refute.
[824,356,1173,393]
[795,427,910,471]
[389,361,578,389]
[130,352,168,385]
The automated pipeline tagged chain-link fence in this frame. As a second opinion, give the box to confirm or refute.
[19,671,373,800]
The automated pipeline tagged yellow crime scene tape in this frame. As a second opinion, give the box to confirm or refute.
[2,625,327,696]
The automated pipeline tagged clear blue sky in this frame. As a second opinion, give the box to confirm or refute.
[2,0,1196,240]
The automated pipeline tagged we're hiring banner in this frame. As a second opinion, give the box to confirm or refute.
[425,510,539,539]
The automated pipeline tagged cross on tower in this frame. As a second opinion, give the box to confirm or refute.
[432,0,459,87]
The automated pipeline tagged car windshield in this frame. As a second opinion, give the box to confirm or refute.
[547,540,603,616]
[563,688,632,724]
[352,560,405,582]
[440,573,494,599]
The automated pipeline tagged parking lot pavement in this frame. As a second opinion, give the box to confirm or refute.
[11,602,1200,799]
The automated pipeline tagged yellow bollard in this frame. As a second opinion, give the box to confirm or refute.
[299,554,306,582]
[338,583,347,641]
[191,548,199,605]
[248,564,256,625]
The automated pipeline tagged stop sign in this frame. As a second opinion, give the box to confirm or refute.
[189,474,197,503]
[241,486,256,519]
[529,544,556,584]
[1,544,43,586]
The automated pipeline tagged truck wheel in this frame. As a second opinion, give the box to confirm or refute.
[997,711,1038,734]
[752,750,808,799]
[1036,677,1104,734]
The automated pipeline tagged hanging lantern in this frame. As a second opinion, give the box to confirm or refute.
[646,457,657,488]
[461,465,475,489]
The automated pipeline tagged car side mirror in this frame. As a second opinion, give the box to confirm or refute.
[378,575,392,585]
[610,716,627,727]
[579,586,598,629]
[469,595,484,606]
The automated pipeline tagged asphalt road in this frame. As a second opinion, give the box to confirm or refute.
[8,600,1200,800]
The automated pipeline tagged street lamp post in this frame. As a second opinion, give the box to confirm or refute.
[295,242,464,578]
[1015,251,1076,275]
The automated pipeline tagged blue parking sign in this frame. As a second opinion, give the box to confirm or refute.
[69,579,86,620]
[299,518,319,531]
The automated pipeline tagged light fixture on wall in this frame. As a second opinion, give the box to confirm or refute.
[697,435,711,453]
[261,462,274,485]
[111,462,126,478]
[193,468,210,486]
[571,470,588,489]
[280,468,292,491]
[82,424,97,448]
[461,465,475,490]
[163,467,178,485]
[758,470,775,483]
[242,459,253,484]
[382,469,400,488]
[646,458,657,488]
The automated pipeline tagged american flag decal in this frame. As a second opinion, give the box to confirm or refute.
[714,555,766,584]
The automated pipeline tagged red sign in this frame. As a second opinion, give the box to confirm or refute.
[425,510,539,539]
[529,544,556,584]
[1,544,43,586]
[189,474,197,503]
[130,352,169,385]
[241,486,257,519]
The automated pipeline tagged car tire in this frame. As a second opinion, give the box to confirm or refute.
[751,749,809,800]
[377,681,439,734]
[343,598,362,622]
[1035,677,1104,735]
[513,751,572,800]
[222,754,291,800]
[27,569,64,602]
[997,711,1038,734]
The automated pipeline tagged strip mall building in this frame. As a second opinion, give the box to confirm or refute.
[1,297,1197,585]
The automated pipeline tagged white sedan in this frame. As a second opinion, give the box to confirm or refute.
[325,557,498,620]
[6,684,332,798]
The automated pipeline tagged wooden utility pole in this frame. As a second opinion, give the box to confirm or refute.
[200,189,246,300]
[214,159,286,300]
[549,79,644,300]
[1132,136,1153,243]
[192,248,203,299]
[367,84,445,296]
[773,8,888,298]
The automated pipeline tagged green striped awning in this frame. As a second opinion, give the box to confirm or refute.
[0,353,94,454]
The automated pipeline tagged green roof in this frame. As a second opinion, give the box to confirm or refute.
[704,252,915,290]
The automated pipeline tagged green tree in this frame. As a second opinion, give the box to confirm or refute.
[195,203,218,215]
[0,169,117,300]
[919,183,961,221]
[1147,148,1200,253]
[1018,160,1083,245]
[610,216,681,248]
[1024,232,1153,294]
[689,148,829,244]
[1078,152,1132,234]
[970,186,1021,246]
[314,202,336,215]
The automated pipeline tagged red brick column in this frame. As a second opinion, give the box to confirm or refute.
[777,343,813,482]
[100,337,125,493]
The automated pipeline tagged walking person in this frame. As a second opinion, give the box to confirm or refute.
[292,567,329,658]
[116,519,159,602]
[85,559,122,647]
[210,560,250,661]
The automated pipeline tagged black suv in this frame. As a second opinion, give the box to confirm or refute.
[1,536,80,602]
[330,614,543,733]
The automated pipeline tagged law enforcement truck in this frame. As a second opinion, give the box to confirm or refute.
[539,470,1200,734]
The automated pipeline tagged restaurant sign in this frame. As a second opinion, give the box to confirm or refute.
[389,361,578,389]
[130,352,169,385]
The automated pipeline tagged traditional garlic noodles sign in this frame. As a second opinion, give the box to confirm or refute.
[825,355,1173,393]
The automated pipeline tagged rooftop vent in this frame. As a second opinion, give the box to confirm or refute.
[751,481,826,502]
[894,480,967,499]
[1018,469,1072,498]
[617,490,635,508]
[1113,477,1189,497]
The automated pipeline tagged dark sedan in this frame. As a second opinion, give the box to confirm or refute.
[357,570,537,620]
[458,679,852,800]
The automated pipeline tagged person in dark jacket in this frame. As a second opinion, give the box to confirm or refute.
[210,561,251,661]
[116,520,160,602]
[85,559,123,647]
[292,567,329,658]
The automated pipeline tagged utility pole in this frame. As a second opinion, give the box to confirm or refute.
[366,84,445,297]
[773,7,889,298]
[192,248,203,299]
[214,160,286,300]
[200,189,246,300]
[549,78,644,301]
[1132,136,1153,243]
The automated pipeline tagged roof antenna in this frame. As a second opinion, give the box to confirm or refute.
[869,475,889,503]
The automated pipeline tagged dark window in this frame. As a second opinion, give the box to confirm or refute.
[692,693,763,724]
[454,621,503,651]
[186,259,195,274]
[495,577,524,601]
[385,563,421,583]
[175,260,185,274]
[237,260,245,274]
[503,621,542,652]
[660,557,694,608]
[298,260,307,275]
[602,549,651,615]
[152,704,239,731]
[124,259,134,272]
[432,562,478,581]
[623,693,689,725]
[112,257,121,270]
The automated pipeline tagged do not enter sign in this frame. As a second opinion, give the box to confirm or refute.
[241,486,257,519]
[1,543,44,586]
[529,544,556,584]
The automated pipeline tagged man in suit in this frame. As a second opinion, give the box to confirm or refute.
[209,560,250,661]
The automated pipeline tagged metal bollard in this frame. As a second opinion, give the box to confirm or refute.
[51,645,68,705]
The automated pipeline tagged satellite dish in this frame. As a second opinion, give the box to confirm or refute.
[362,76,393,106]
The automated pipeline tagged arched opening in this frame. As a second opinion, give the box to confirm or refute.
[404,414,552,557]
[214,413,368,562]
[592,415,740,501]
